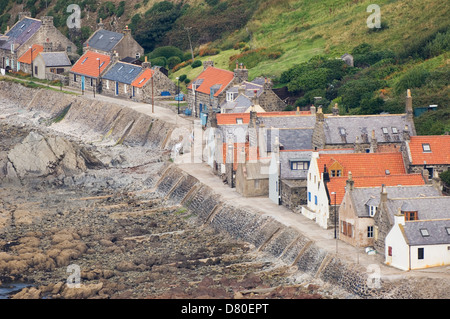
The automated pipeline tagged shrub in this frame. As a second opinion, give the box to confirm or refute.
[167,56,182,69]
[149,46,184,61]
[179,74,187,82]
[191,60,202,68]
[440,170,450,187]
[150,57,167,67]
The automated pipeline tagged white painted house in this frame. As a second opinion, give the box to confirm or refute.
[385,214,450,270]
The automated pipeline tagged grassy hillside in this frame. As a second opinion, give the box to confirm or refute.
[1,0,448,134]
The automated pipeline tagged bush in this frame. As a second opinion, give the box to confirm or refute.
[167,56,182,69]
[179,74,187,82]
[150,57,167,67]
[191,60,202,68]
[149,46,184,61]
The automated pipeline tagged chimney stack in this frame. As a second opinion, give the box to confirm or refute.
[380,184,388,203]
[310,105,316,115]
[18,12,31,21]
[142,55,151,69]
[402,124,410,141]
[98,18,104,30]
[406,89,413,119]
[332,103,339,116]
[346,171,354,191]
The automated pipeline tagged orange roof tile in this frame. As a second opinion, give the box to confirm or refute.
[317,152,406,178]
[408,135,450,165]
[327,174,425,204]
[70,51,110,78]
[18,44,43,63]
[188,66,234,96]
[131,69,154,88]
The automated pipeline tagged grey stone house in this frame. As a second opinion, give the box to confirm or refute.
[373,191,450,255]
[33,51,72,82]
[84,22,144,61]
[0,13,76,72]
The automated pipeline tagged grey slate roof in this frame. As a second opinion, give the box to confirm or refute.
[85,29,123,52]
[323,114,414,144]
[260,115,316,129]
[266,128,313,152]
[386,196,450,222]
[102,62,142,84]
[39,52,71,67]
[280,151,312,179]
[402,219,450,246]
[221,94,252,112]
[0,18,41,50]
[351,185,442,218]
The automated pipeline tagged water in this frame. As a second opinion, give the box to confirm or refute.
[0,283,30,299]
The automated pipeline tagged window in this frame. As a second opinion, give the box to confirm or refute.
[392,127,398,134]
[106,80,109,89]
[446,227,450,235]
[236,118,243,124]
[254,179,260,189]
[422,143,431,152]
[124,84,127,94]
[418,248,424,260]
[420,229,429,237]
[308,192,311,202]
[81,57,88,64]
[367,226,374,238]
[291,161,309,170]
[90,78,93,86]
[34,66,38,74]
[405,211,418,221]
[388,246,392,256]
[136,53,141,59]
[314,195,317,205]
[67,46,72,53]
[382,127,389,134]
[369,206,377,217]
[73,74,77,82]
[339,128,346,135]
[331,170,342,177]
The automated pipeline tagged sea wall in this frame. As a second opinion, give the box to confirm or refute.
[1,81,449,299]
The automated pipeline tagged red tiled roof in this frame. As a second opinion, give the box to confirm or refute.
[327,174,425,204]
[18,44,43,63]
[70,51,110,78]
[188,66,234,96]
[216,111,312,125]
[408,135,450,165]
[317,152,406,178]
[131,69,154,88]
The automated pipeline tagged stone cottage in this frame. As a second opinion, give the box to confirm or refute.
[69,51,111,93]
[302,151,410,229]
[16,44,43,75]
[385,214,450,271]
[0,13,76,72]
[220,77,286,113]
[32,51,72,82]
[402,134,450,181]
[101,60,142,99]
[339,181,439,249]
[374,191,450,256]
[131,58,176,102]
[311,89,416,152]
[84,21,144,60]
[187,61,247,120]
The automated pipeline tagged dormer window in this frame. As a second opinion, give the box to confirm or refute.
[369,206,377,217]
[291,161,309,170]
[405,211,418,221]
[422,143,431,152]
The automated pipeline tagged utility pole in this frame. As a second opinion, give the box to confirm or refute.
[184,26,194,61]
[151,73,154,113]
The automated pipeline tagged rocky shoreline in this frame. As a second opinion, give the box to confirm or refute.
[0,101,350,299]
